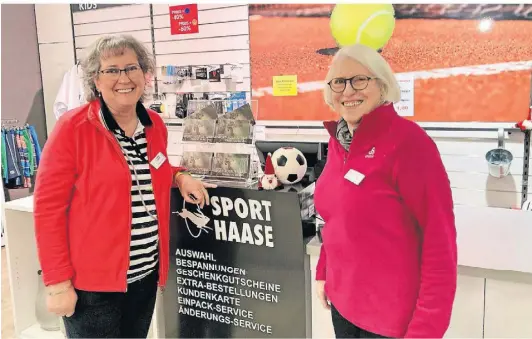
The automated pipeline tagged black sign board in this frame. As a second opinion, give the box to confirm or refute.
[70,4,128,13]
[166,187,308,338]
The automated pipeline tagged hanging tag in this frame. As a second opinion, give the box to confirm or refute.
[231,64,244,83]
[344,169,365,185]
[254,125,266,141]
[151,152,167,169]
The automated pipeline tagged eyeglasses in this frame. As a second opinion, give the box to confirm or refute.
[327,75,375,93]
[99,65,142,80]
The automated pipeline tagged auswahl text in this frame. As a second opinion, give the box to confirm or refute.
[175,249,216,262]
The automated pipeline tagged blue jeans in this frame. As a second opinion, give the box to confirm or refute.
[63,269,158,338]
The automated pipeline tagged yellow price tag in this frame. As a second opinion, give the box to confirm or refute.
[272,75,298,96]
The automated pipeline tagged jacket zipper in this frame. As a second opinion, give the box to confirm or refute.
[343,144,350,166]
[146,130,165,287]
[92,106,166,292]
[95,122,132,293]
[113,134,132,293]
[342,128,357,166]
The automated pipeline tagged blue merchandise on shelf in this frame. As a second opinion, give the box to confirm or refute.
[227,92,247,112]
[1,124,42,189]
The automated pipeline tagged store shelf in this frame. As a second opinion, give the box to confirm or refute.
[20,324,64,339]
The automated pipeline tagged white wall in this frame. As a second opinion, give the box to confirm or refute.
[434,132,531,209]
[151,4,252,166]
[152,4,251,93]
[34,4,75,136]
[34,4,252,133]
[257,126,531,210]
[72,4,152,61]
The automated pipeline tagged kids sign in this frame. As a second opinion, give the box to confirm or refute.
[170,4,199,35]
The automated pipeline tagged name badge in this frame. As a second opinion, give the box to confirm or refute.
[344,169,365,185]
[150,152,167,169]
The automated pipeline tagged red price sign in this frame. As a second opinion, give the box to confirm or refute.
[169,4,199,35]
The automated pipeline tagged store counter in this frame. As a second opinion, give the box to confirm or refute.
[306,204,532,338]
[2,196,164,339]
[5,193,532,339]
[3,186,315,339]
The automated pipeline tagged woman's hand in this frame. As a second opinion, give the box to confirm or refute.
[176,173,217,208]
[46,280,78,317]
[316,280,330,310]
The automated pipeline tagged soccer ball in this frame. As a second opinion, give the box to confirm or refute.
[271,147,307,185]
[522,199,532,211]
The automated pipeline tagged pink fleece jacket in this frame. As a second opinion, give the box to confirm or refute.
[315,104,457,338]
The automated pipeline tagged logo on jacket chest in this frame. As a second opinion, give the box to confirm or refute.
[343,146,383,185]
[365,146,376,159]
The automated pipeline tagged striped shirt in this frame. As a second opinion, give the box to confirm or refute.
[112,122,159,284]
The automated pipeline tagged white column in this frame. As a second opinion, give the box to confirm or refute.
[34,4,75,135]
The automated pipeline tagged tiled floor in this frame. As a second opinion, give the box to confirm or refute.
[2,246,15,338]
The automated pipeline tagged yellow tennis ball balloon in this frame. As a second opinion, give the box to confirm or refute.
[330,4,396,50]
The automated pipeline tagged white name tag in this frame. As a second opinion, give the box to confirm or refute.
[344,169,365,185]
[150,152,167,169]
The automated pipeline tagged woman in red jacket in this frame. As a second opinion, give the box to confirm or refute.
[314,44,458,338]
[33,34,215,338]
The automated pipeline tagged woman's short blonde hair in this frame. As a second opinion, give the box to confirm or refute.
[81,34,155,102]
[323,44,401,109]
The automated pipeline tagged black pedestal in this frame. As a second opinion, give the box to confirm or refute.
[165,186,309,338]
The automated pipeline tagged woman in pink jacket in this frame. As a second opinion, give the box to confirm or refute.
[314,44,458,338]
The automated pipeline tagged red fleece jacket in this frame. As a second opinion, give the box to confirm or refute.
[34,100,185,291]
[315,104,457,338]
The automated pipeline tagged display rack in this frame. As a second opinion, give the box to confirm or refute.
[177,98,261,187]
[154,62,247,100]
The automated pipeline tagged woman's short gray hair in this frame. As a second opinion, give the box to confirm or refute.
[81,34,155,102]
[323,44,402,109]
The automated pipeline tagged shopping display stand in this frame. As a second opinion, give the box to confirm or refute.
[160,97,314,337]
[164,186,312,338]
[178,98,260,188]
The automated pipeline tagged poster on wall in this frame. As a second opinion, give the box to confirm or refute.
[170,4,199,35]
[165,188,308,338]
[249,4,532,122]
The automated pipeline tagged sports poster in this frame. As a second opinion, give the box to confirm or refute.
[249,4,532,122]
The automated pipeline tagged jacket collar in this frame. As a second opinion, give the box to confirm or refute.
[87,98,152,132]
[324,103,397,142]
